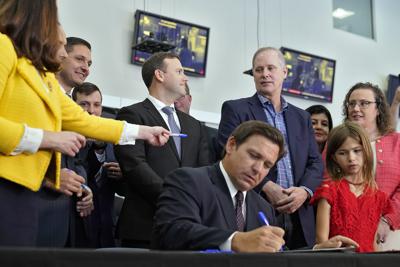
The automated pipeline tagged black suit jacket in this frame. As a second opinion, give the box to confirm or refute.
[114,98,210,241]
[216,93,323,246]
[152,164,277,250]
[85,143,117,247]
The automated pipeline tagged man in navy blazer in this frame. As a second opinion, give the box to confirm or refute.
[216,47,323,249]
[72,82,122,247]
[152,121,286,252]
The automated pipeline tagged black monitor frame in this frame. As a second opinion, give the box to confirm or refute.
[131,9,210,77]
[280,47,336,103]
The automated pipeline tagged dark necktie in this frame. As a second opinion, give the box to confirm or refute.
[161,106,181,158]
[235,191,245,231]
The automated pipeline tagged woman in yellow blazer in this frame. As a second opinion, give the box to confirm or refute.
[0,0,169,246]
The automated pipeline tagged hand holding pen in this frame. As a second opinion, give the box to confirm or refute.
[230,213,285,253]
[258,211,285,251]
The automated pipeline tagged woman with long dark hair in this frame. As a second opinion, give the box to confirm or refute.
[306,105,333,153]
[0,0,169,246]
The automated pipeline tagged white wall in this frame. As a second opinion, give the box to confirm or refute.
[58,0,400,127]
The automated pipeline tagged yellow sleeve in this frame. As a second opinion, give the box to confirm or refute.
[57,87,124,144]
[0,33,25,154]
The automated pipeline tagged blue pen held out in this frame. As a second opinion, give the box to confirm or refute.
[170,133,188,138]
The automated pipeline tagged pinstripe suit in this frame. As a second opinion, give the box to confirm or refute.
[36,154,88,247]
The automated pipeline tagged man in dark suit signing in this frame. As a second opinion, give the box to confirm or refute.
[152,121,286,252]
[115,52,210,248]
[217,47,323,249]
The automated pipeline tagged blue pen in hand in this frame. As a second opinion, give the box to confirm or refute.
[258,211,284,251]
[258,211,270,226]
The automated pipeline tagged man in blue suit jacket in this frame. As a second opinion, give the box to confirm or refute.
[152,121,286,252]
[72,82,122,247]
[217,47,323,249]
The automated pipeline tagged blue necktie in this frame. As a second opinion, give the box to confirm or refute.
[161,106,181,158]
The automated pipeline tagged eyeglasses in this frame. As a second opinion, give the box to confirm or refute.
[346,100,377,109]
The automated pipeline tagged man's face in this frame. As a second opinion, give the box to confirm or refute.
[75,91,102,117]
[252,50,287,98]
[174,94,192,114]
[160,58,188,100]
[59,44,92,88]
[224,134,279,192]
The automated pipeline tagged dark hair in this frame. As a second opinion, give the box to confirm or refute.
[141,52,179,89]
[222,121,286,161]
[326,122,376,190]
[65,37,91,53]
[342,82,393,135]
[72,82,102,102]
[0,0,61,72]
[305,105,333,130]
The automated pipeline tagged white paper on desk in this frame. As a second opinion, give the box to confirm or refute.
[376,230,400,251]
[281,246,356,253]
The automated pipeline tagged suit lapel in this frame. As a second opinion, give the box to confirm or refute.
[105,144,116,162]
[248,93,268,122]
[283,104,298,183]
[244,192,261,230]
[16,58,60,120]
[143,99,180,161]
[176,111,190,161]
[210,164,237,231]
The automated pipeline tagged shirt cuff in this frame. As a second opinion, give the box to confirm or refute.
[11,125,43,155]
[219,232,236,251]
[118,121,139,145]
[300,186,313,198]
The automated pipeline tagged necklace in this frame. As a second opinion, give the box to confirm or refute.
[345,179,365,186]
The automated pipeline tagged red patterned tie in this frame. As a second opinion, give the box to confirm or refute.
[235,191,245,231]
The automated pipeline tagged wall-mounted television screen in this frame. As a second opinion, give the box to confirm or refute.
[386,74,400,117]
[280,47,336,103]
[131,10,210,77]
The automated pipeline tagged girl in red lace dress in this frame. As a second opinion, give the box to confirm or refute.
[311,122,392,252]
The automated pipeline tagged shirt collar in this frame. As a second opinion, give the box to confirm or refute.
[257,93,288,111]
[147,95,175,112]
[59,83,74,96]
[219,161,247,201]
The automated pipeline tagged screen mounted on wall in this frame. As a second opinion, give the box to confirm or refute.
[131,10,210,77]
[386,74,400,117]
[281,47,336,103]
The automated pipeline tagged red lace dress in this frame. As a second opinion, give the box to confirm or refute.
[310,179,392,252]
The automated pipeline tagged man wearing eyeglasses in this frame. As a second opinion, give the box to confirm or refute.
[114,52,210,248]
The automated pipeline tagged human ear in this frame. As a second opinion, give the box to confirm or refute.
[225,136,237,155]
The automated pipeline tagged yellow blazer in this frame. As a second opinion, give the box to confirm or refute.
[0,33,124,191]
